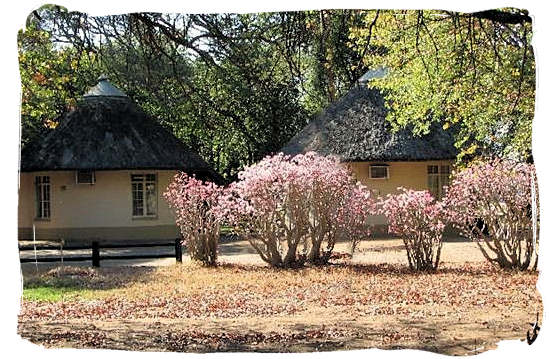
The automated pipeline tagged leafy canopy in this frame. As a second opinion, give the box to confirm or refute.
[350,9,535,161]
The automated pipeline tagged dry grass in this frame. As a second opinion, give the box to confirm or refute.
[18,239,542,354]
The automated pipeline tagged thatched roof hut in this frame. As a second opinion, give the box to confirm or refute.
[21,76,222,183]
[281,80,457,162]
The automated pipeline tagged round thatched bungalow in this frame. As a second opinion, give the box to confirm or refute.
[19,76,222,242]
[281,69,457,227]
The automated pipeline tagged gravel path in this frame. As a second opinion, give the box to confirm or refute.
[20,236,485,274]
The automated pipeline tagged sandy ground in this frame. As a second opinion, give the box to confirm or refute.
[19,308,537,354]
[20,236,487,271]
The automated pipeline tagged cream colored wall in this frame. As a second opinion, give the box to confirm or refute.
[18,170,180,240]
[348,160,453,196]
[348,160,453,225]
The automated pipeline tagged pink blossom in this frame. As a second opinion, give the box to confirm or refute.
[444,158,538,270]
[218,152,376,267]
[163,173,223,265]
[381,188,447,271]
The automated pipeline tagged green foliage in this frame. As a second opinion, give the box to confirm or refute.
[300,10,369,109]
[18,25,99,149]
[22,285,93,302]
[351,9,535,160]
[20,8,533,178]
[21,10,350,179]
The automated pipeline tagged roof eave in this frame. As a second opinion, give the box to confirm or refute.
[341,156,457,163]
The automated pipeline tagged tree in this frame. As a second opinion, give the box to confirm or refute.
[350,9,535,161]
[18,24,99,149]
[21,7,368,179]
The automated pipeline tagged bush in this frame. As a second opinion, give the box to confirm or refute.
[381,188,447,271]
[218,152,375,267]
[444,159,538,270]
[164,173,223,266]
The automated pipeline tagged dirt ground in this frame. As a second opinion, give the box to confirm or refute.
[20,236,489,269]
[18,238,543,355]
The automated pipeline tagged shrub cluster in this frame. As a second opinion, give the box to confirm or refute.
[444,159,538,270]
[165,154,538,271]
[163,173,223,266]
[218,152,375,267]
[381,188,446,271]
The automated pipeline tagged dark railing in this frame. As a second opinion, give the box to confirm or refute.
[19,239,183,267]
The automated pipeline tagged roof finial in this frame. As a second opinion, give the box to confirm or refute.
[358,67,389,85]
[83,75,128,98]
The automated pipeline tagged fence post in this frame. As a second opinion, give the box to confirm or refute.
[92,241,100,267]
[175,238,182,263]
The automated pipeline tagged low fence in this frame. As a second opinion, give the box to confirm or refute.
[19,239,183,267]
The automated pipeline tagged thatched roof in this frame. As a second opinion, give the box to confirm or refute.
[281,84,457,162]
[21,78,222,182]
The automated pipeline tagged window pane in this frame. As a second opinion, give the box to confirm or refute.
[132,182,144,216]
[133,200,143,216]
[36,180,41,217]
[44,201,50,218]
[35,176,51,219]
[441,166,451,196]
[370,166,388,178]
[427,165,439,174]
[133,204,143,216]
[77,170,95,184]
[428,174,439,199]
[146,182,157,215]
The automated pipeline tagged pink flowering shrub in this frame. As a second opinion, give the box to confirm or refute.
[444,159,538,270]
[164,173,223,266]
[218,152,375,267]
[381,188,447,271]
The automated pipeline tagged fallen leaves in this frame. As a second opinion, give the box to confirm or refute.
[20,262,541,323]
[155,327,355,352]
[18,261,542,354]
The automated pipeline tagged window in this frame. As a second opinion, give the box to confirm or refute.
[369,164,389,179]
[427,165,451,200]
[131,174,157,217]
[76,170,95,184]
[35,176,51,219]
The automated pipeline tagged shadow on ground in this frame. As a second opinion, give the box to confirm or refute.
[18,316,530,355]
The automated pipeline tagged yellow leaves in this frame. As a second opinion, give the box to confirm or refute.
[44,119,59,129]
[464,144,478,155]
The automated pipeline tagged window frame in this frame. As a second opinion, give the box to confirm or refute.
[75,170,96,185]
[427,164,451,200]
[35,175,51,220]
[369,164,390,180]
[130,173,158,219]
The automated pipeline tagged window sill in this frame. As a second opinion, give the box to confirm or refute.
[132,216,158,221]
[33,218,51,222]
